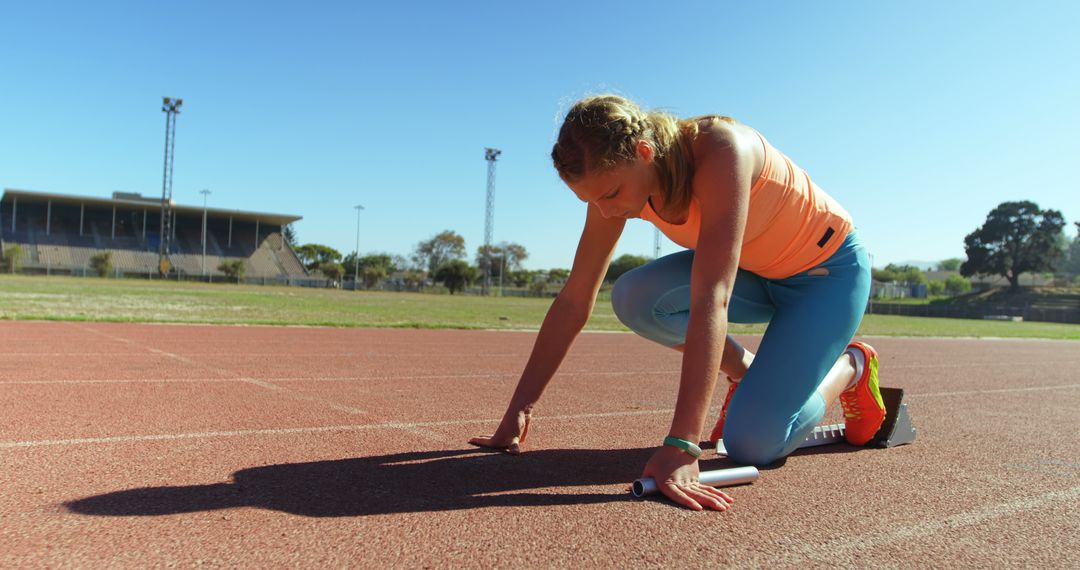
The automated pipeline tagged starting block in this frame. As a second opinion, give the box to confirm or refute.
[871,387,918,448]
[716,387,916,457]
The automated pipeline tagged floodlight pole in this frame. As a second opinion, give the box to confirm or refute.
[159,96,182,276]
[483,148,501,295]
[354,204,365,289]
[200,189,211,276]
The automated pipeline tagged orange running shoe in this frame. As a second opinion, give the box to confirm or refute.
[840,342,886,446]
[709,378,738,443]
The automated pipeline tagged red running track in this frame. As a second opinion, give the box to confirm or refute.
[1,321,1078,568]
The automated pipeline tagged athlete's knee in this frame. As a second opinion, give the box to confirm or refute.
[723,426,786,466]
[722,411,788,466]
[610,268,650,330]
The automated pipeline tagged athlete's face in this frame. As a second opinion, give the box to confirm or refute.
[566,141,659,220]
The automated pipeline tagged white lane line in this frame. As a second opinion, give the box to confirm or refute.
[0,409,673,449]
[12,355,1071,365]
[759,486,1080,567]
[907,383,1080,398]
[73,324,225,372]
[234,376,368,416]
[0,353,144,357]
[0,352,540,358]
[259,370,676,382]
[0,376,368,415]
[70,323,368,415]
[0,370,675,386]
[0,378,249,386]
[890,360,1080,370]
[889,362,1080,371]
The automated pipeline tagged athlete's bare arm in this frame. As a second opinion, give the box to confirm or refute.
[638,121,757,510]
[468,203,625,453]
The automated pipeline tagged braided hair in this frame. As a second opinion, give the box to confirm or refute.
[552,94,732,216]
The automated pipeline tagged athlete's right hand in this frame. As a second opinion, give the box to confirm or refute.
[468,407,531,454]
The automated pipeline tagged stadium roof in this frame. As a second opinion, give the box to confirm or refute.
[1,188,301,226]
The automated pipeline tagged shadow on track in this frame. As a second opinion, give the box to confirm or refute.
[65,447,749,517]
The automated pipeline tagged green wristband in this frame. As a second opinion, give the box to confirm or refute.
[663,436,703,459]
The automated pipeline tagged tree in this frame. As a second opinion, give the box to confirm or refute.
[319,261,344,282]
[1065,233,1080,277]
[400,270,426,291]
[361,265,388,288]
[960,201,1066,292]
[548,268,570,283]
[414,230,466,275]
[282,223,298,247]
[944,274,972,296]
[2,244,23,273]
[529,271,550,296]
[896,264,927,284]
[341,252,359,279]
[936,258,963,271]
[506,269,533,288]
[871,267,896,282]
[293,243,342,271]
[343,253,396,287]
[361,253,395,273]
[434,260,477,294]
[873,264,926,284]
[89,252,113,277]
[361,254,395,287]
[605,254,651,283]
[476,242,530,286]
[391,254,411,272]
[218,260,246,283]
[476,244,500,283]
[503,243,529,270]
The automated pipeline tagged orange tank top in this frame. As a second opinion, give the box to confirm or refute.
[639,131,852,279]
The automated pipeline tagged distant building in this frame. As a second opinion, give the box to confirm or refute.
[924,269,1052,290]
[871,280,927,299]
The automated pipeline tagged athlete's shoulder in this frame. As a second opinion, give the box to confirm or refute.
[692,119,763,179]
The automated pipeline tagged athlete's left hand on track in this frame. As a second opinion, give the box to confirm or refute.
[468,408,531,454]
[641,445,735,511]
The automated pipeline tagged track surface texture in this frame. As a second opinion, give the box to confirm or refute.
[2,321,1078,568]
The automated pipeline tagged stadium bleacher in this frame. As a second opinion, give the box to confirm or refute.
[1,189,306,280]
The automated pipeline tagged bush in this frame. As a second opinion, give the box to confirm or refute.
[89,252,113,278]
[360,265,388,288]
[927,281,946,296]
[434,260,477,294]
[2,244,23,273]
[400,270,426,291]
[944,274,972,296]
[529,273,549,296]
[218,260,246,283]
[873,264,928,284]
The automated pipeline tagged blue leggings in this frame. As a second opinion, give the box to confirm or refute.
[611,231,871,466]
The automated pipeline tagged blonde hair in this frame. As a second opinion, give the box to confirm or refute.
[551,94,733,215]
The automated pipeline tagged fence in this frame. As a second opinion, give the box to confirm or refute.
[866,302,1080,324]
[339,280,560,297]
[9,263,334,287]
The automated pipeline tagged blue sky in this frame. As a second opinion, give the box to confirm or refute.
[2,1,1077,270]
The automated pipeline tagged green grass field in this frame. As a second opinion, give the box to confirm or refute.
[1,274,1077,339]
